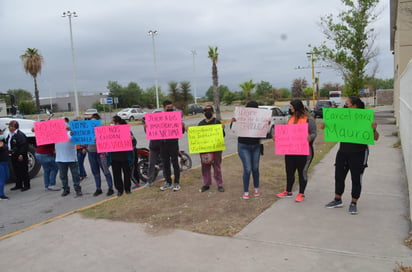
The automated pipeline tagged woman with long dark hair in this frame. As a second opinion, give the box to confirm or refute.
[276,99,317,202]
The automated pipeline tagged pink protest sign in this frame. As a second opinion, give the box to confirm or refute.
[34,119,68,146]
[145,111,183,140]
[274,123,309,155]
[95,124,133,153]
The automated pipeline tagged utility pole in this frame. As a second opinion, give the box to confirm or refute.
[306,51,316,107]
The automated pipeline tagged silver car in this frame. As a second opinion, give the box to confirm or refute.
[258,106,288,138]
[117,108,145,121]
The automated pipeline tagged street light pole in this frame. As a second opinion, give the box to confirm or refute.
[190,49,197,104]
[62,11,80,117]
[148,30,159,109]
[306,51,316,108]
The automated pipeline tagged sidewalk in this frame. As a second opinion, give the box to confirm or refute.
[0,106,410,272]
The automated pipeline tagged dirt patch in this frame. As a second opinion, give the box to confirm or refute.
[81,126,335,236]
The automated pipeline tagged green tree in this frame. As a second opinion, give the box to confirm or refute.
[222,91,236,105]
[239,80,256,101]
[208,46,221,120]
[168,81,180,103]
[18,101,36,115]
[255,81,273,98]
[6,89,33,104]
[142,86,164,109]
[20,48,44,112]
[311,0,379,96]
[180,81,193,112]
[205,85,229,102]
[319,82,344,98]
[106,81,144,108]
[279,88,291,99]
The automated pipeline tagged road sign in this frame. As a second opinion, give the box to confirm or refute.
[106,97,113,104]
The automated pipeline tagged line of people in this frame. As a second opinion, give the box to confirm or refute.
[1,96,379,216]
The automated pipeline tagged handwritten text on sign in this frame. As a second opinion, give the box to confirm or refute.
[34,119,68,146]
[70,120,101,144]
[188,124,226,153]
[232,107,271,138]
[145,111,183,140]
[95,125,133,153]
[275,123,309,155]
[323,108,374,145]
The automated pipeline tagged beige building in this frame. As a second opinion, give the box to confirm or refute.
[391,0,412,123]
[39,92,111,113]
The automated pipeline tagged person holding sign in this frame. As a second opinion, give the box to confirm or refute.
[108,116,136,196]
[159,100,185,192]
[276,100,317,202]
[87,113,114,197]
[198,106,225,193]
[230,101,263,200]
[0,129,10,200]
[324,97,379,215]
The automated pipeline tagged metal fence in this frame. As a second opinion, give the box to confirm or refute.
[400,60,412,218]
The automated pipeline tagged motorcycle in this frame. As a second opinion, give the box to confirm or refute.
[135,147,192,184]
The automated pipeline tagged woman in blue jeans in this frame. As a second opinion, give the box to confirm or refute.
[0,129,10,199]
[231,101,263,199]
[35,143,59,191]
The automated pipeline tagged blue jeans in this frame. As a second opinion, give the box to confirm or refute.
[238,142,261,193]
[0,161,10,196]
[35,153,58,189]
[57,161,81,193]
[88,152,113,190]
[77,149,87,178]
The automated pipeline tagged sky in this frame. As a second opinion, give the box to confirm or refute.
[0,0,392,99]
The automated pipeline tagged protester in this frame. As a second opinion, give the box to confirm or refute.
[159,100,185,192]
[55,119,82,197]
[324,96,379,214]
[198,105,225,192]
[230,101,263,199]
[108,116,135,196]
[35,142,60,191]
[7,120,30,192]
[87,113,114,197]
[142,115,161,188]
[0,129,10,200]
[73,118,88,181]
[276,99,317,202]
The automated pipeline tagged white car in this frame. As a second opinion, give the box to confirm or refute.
[83,108,98,119]
[117,108,145,121]
[258,106,288,138]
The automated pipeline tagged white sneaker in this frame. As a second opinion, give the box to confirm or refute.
[173,184,181,191]
[47,185,61,191]
[160,182,172,191]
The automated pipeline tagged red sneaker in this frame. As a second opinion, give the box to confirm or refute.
[276,190,292,198]
[295,193,305,202]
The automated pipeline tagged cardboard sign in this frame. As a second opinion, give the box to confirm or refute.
[232,107,271,138]
[34,119,68,146]
[145,111,183,140]
[94,124,133,153]
[70,120,101,144]
[323,108,375,145]
[187,124,225,153]
[274,123,309,155]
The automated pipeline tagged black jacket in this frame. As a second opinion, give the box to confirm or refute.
[7,130,28,160]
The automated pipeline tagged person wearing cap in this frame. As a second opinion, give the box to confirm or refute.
[0,128,10,200]
[198,105,225,193]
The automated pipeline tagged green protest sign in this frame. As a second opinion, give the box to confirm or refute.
[188,124,226,153]
[323,108,375,145]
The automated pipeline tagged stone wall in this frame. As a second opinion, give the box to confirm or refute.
[376,89,394,105]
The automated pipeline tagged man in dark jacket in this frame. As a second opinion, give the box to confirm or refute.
[7,120,30,191]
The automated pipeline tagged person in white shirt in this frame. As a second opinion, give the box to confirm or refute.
[55,119,82,197]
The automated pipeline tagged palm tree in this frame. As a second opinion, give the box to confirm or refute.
[208,46,221,120]
[20,48,44,112]
[239,80,256,101]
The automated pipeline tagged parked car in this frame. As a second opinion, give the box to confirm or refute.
[117,108,145,121]
[187,104,204,115]
[83,108,98,119]
[314,100,334,118]
[258,106,288,138]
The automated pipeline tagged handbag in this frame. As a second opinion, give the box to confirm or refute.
[200,153,214,164]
